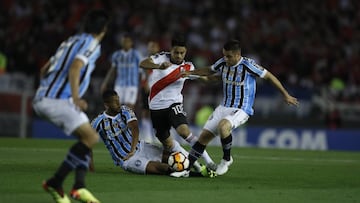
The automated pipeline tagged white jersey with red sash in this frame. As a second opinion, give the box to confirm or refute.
[148,52,195,110]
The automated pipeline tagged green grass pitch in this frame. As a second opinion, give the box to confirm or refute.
[0,137,359,203]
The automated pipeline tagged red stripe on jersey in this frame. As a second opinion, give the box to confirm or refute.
[149,64,191,101]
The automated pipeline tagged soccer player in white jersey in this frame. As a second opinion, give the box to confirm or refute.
[139,34,216,172]
[91,90,215,178]
[101,34,143,110]
[180,39,299,176]
[32,10,109,203]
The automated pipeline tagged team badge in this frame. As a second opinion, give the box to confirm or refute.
[135,160,142,167]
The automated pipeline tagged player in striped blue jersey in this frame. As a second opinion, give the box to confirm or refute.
[101,34,143,110]
[91,90,215,177]
[180,39,299,176]
[32,10,109,203]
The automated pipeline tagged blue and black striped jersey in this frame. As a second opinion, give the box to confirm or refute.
[111,49,142,87]
[91,105,139,167]
[211,57,267,115]
[35,33,101,99]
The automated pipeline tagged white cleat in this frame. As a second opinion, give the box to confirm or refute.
[215,156,233,175]
[170,170,190,178]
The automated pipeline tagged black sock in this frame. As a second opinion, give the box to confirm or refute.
[48,142,91,189]
[47,162,73,189]
[221,134,232,161]
[70,142,91,160]
[188,142,206,167]
[69,142,91,189]
[73,168,86,189]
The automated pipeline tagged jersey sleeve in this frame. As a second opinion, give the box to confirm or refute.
[91,116,103,135]
[150,52,167,65]
[75,38,100,66]
[210,58,226,72]
[121,106,138,123]
[242,58,268,78]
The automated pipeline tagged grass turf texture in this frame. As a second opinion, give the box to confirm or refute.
[0,137,359,203]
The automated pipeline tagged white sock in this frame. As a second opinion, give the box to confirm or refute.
[171,139,189,156]
[185,133,197,144]
[185,133,214,165]
[141,118,154,143]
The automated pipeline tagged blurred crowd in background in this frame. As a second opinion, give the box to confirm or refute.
[0,0,359,128]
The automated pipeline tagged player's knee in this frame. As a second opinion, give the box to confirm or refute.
[83,132,99,147]
[162,138,173,150]
[176,124,190,138]
[90,132,100,144]
[198,130,215,145]
[218,119,231,137]
[80,127,99,147]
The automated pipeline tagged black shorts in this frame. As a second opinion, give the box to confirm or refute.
[150,103,188,142]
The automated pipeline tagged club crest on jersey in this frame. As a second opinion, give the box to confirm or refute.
[112,122,119,128]
[135,160,142,167]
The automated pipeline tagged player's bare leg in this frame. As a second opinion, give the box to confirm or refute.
[146,161,172,175]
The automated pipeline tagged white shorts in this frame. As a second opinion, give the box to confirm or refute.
[33,98,89,135]
[203,105,249,135]
[122,141,163,174]
[114,86,138,105]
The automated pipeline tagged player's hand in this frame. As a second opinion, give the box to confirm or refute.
[178,71,203,80]
[123,151,135,161]
[73,98,88,111]
[158,61,172,69]
[179,70,191,78]
[284,95,299,107]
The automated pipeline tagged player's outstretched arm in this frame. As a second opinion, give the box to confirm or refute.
[182,66,213,77]
[180,67,219,82]
[264,71,299,107]
[140,57,171,70]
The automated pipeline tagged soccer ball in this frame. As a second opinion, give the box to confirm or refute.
[168,151,189,172]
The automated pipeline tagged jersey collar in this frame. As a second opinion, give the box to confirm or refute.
[229,57,243,68]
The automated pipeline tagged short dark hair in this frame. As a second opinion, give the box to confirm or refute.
[223,40,241,52]
[102,89,118,103]
[83,9,110,34]
[171,33,186,47]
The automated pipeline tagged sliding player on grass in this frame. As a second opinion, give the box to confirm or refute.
[91,90,216,178]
